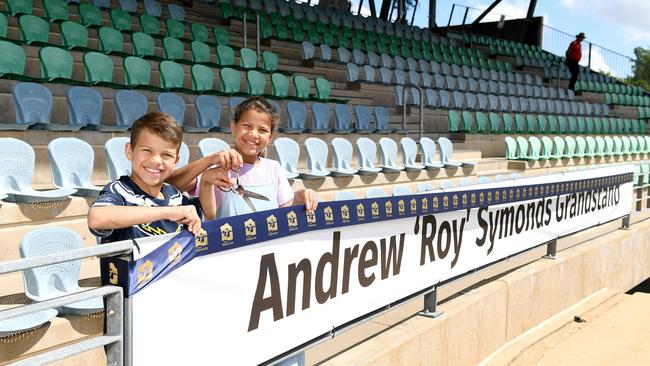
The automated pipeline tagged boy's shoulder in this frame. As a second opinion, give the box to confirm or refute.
[96,176,184,207]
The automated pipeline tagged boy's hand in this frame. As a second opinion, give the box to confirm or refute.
[167,206,202,235]
[201,166,235,191]
[209,149,243,172]
[295,189,318,213]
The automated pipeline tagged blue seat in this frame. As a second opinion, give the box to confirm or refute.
[0,138,76,202]
[105,137,131,180]
[301,41,315,60]
[438,137,476,168]
[330,137,358,177]
[478,176,492,184]
[192,95,221,132]
[20,227,104,315]
[356,137,382,175]
[336,47,350,63]
[400,137,424,171]
[178,142,189,168]
[334,191,358,201]
[198,138,229,158]
[319,44,332,61]
[225,97,245,132]
[118,0,137,13]
[92,0,110,8]
[374,106,393,133]
[440,180,455,189]
[303,137,331,179]
[354,105,373,133]
[460,178,474,186]
[352,49,365,65]
[309,103,331,133]
[379,67,392,84]
[156,92,185,126]
[333,104,353,133]
[114,90,147,132]
[280,101,306,133]
[345,63,359,82]
[392,185,412,196]
[419,137,444,169]
[365,187,388,198]
[416,182,434,192]
[0,308,58,338]
[143,0,161,16]
[67,86,102,131]
[273,137,300,179]
[48,138,102,197]
[495,174,508,182]
[362,65,376,83]
[167,4,185,20]
[3,82,57,131]
[378,138,404,172]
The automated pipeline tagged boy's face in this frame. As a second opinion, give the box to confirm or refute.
[230,109,273,163]
[126,130,179,193]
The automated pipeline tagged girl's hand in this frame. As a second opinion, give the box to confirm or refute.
[201,166,235,191]
[209,149,243,172]
[295,188,318,213]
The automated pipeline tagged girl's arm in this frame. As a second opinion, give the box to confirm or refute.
[167,149,243,192]
[198,167,227,220]
[280,188,318,212]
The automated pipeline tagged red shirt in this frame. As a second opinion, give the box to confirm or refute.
[566,40,582,62]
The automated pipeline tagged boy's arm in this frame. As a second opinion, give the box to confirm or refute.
[166,149,243,192]
[88,205,202,234]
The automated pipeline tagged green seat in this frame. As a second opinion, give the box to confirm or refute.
[594,136,606,157]
[515,137,530,160]
[39,46,73,81]
[190,41,210,63]
[502,113,514,133]
[159,60,184,89]
[262,51,278,72]
[629,136,638,154]
[60,21,88,50]
[475,112,488,133]
[645,136,650,153]
[275,24,289,40]
[123,56,151,87]
[83,51,114,84]
[139,15,160,36]
[0,40,25,77]
[98,27,124,54]
[7,0,32,16]
[293,75,310,99]
[564,136,576,158]
[528,136,541,160]
[247,70,266,95]
[291,27,305,42]
[621,136,631,155]
[576,116,586,133]
[271,73,289,98]
[525,114,536,133]
[216,44,235,66]
[239,47,257,69]
[132,32,155,57]
[540,136,553,159]
[613,136,623,155]
[259,21,273,39]
[220,67,240,94]
[307,30,320,45]
[79,3,102,28]
[314,77,330,100]
[218,2,234,20]
[585,136,597,157]
[584,117,594,133]
[166,19,185,39]
[0,13,6,38]
[461,110,473,132]
[163,36,184,60]
[191,64,214,92]
[213,27,229,45]
[547,115,558,133]
[604,136,615,156]
[592,117,602,134]
[636,136,646,154]
[557,115,569,133]
[514,113,526,133]
[190,23,209,43]
[448,110,460,132]
[574,136,586,157]
[537,114,548,134]
[43,0,68,22]
[552,136,565,159]
[19,15,50,44]
[110,9,132,32]
[488,112,500,133]
[504,136,517,159]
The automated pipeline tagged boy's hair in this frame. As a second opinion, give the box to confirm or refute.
[130,112,183,152]
[232,96,279,132]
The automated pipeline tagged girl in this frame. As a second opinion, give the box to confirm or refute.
[169,96,318,219]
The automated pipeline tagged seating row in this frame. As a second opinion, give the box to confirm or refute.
[504,135,650,161]
[575,80,644,96]
[603,93,650,107]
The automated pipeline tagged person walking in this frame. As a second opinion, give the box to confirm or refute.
[566,32,586,91]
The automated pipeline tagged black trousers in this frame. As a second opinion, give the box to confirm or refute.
[567,59,579,91]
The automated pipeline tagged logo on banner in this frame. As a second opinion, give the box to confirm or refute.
[422,197,428,211]
[341,205,350,222]
[371,202,379,218]
[516,188,521,199]
[306,211,317,227]
[196,228,208,252]
[480,192,485,203]
[385,201,393,216]
[453,194,459,207]
[433,196,439,208]
[266,215,278,235]
[245,219,257,240]
[220,223,233,245]
[509,189,514,200]
[487,191,492,203]
[410,199,417,213]
[167,242,182,264]
[462,194,467,206]
[398,199,405,215]
[287,211,298,231]
[137,260,153,286]
[471,193,476,204]
[495,190,500,201]
[443,195,449,207]
[356,203,365,220]
[324,206,334,224]
[108,262,118,285]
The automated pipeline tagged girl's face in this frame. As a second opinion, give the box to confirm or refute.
[231,109,274,164]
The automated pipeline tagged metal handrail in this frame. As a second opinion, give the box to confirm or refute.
[256,13,261,69]
[401,82,424,140]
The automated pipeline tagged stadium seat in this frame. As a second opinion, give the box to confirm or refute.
[6,82,58,131]
[7,0,32,16]
[378,138,404,172]
[79,3,103,27]
[39,46,73,82]
[190,41,210,63]
[416,183,434,193]
[132,32,155,57]
[293,75,310,99]
[166,19,185,39]
[419,137,444,169]
[191,23,209,43]
[281,101,307,133]
[330,138,358,177]
[356,138,382,175]
[160,60,184,90]
[315,78,331,100]
[262,51,278,72]
[303,138,331,179]
[438,137,476,168]
[220,67,241,94]
[191,95,221,133]
[334,191,358,201]
[105,137,131,180]
[168,4,185,21]
[156,93,185,126]
[365,187,388,198]
[60,21,89,50]
[19,15,49,45]
[0,308,58,338]
[309,103,331,133]
[400,137,425,171]
[213,27,229,45]
[504,136,517,159]
[48,138,102,196]
[225,97,245,131]
[92,0,110,8]
[163,36,184,60]
[20,227,103,315]
[246,70,266,95]
[0,138,76,202]
[191,64,214,92]
[273,137,301,179]
[333,104,354,133]
[123,56,152,88]
[83,52,115,86]
[346,63,360,82]
[374,106,394,133]
[320,44,332,61]
[354,105,373,133]
[271,73,290,98]
[110,9,132,32]
[336,47,351,63]
[114,90,147,131]
[98,27,125,55]
[139,14,160,36]
[362,65,376,83]
[44,0,68,22]
[198,138,229,157]
[119,0,137,13]
[240,48,258,69]
[301,41,315,60]
[67,86,102,131]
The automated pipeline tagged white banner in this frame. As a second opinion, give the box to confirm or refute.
[129,166,633,365]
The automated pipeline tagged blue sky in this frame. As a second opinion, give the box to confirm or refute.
[344,0,650,77]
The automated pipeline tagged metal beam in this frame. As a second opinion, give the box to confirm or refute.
[357,0,364,16]
[379,0,391,20]
[526,0,537,18]
[428,0,437,28]
[471,0,503,25]
[369,0,377,18]
[410,0,419,25]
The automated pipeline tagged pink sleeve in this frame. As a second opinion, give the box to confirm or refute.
[191,172,225,210]
[271,160,294,206]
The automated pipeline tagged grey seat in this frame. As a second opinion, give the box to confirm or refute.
[309,103,332,133]
[280,101,307,133]
[66,86,102,131]
[156,93,185,126]
[113,90,147,132]
[374,106,393,133]
[192,95,221,132]
[333,104,354,133]
[48,137,102,196]
[354,105,373,133]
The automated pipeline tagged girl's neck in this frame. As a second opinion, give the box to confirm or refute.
[239,151,260,165]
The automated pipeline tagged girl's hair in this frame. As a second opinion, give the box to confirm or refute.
[232,96,279,132]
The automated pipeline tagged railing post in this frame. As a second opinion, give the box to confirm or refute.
[621,214,630,230]
[243,11,247,48]
[543,239,557,259]
[401,86,407,129]
[587,42,592,69]
[256,13,261,68]
[446,4,455,28]
[105,289,124,366]
[418,85,424,141]
[418,285,443,318]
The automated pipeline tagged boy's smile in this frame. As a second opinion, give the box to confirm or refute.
[126,131,179,197]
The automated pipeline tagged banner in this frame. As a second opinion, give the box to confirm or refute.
[103,166,633,365]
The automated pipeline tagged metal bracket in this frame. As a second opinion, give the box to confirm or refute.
[543,239,557,259]
[418,286,444,318]
[621,214,630,230]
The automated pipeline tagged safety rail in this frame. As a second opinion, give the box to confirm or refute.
[401,82,424,140]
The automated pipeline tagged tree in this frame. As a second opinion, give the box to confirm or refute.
[625,47,650,91]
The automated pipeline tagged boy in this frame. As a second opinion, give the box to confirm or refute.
[88,112,215,242]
